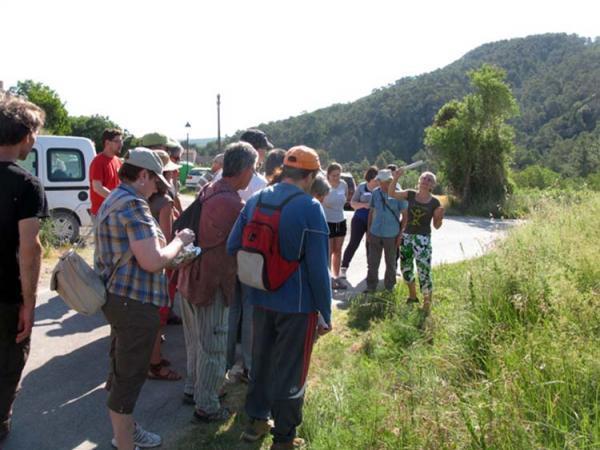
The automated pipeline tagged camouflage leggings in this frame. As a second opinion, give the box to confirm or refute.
[400,233,433,294]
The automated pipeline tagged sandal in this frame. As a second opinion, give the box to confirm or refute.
[148,363,182,381]
[192,407,231,424]
[160,358,171,367]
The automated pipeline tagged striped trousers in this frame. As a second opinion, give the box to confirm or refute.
[180,290,228,414]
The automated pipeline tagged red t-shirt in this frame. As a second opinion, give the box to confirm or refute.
[89,153,122,214]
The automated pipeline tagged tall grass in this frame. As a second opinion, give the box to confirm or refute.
[300,193,600,448]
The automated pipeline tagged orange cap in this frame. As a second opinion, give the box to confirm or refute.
[284,146,321,170]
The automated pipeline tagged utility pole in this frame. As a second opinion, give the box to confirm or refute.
[217,94,221,152]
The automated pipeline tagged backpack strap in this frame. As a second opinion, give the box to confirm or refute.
[96,194,138,288]
[256,191,303,211]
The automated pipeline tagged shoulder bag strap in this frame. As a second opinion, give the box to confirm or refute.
[379,189,402,227]
[96,194,138,288]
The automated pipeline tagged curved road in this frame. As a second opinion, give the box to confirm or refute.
[3,213,516,450]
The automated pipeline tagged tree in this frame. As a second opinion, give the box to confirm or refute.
[425,65,519,208]
[9,80,71,135]
[374,150,396,168]
[69,114,122,152]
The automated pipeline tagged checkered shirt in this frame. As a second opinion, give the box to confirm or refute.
[94,184,168,307]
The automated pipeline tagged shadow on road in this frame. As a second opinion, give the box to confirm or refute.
[8,336,112,450]
[34,295,108,337]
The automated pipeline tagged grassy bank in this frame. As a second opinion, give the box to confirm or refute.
[176,193,600,449]
[300,193,600,448]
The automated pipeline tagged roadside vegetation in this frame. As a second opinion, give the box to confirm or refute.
[176,193,600,449]
[299,192,600,448]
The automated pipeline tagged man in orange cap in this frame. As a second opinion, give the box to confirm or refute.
[227,146,332,450]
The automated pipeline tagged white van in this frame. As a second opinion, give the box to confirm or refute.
[17,135,95,242]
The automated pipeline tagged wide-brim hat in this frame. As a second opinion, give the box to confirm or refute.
[153,149,181,171]
[126,147,171,188]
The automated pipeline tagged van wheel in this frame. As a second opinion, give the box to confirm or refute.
[51,211,80,243]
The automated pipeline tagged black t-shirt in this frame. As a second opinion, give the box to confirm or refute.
[0,162,48,305]
[404,190,441,236]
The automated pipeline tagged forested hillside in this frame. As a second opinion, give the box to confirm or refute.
[219,34,599,177]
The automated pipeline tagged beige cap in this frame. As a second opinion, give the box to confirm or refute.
[153,149,181,171]
[126,147,171,188]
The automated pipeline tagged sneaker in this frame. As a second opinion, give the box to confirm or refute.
[271,437,306,449]
[111,423,161,448]
[192,407,231,424]
[240,418,271,442]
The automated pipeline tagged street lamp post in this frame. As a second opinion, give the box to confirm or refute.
[185,121,191,165]
[217,94,221,152]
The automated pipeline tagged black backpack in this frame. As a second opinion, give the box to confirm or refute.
[173,185,224,247]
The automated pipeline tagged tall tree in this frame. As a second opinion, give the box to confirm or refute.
[425,64,519,207]
[9,80,71,135]
[69,114,122,152]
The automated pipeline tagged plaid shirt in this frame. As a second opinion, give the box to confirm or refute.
[94,184,168,307]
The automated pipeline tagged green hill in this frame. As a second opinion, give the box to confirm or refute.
[223,33,600,177]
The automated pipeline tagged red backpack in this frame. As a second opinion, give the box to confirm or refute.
[236,191,303,291]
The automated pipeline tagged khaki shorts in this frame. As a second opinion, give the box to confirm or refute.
[102,293,160,414]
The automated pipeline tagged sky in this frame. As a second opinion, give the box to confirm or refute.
[2,0,598,141]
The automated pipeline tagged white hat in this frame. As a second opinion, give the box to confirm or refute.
[375,169,393,182]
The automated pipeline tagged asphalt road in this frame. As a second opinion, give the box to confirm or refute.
[3,211,516,450]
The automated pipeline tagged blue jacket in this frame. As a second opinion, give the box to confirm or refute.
[227,182,332,325]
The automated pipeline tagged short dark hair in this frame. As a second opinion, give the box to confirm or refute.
[118,162,145,183]
[327,162,342,176]
[102,128,123,147]
[222,141,258,177]
[280,165,319,181]
[0,96,45,146]
[265,148,286,177]
[364,166,379,182]
[387,164,397,172]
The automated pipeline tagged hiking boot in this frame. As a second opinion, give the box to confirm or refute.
[192,407,231,424]
[111,423,162,448]
[271,437,306,449]
[241,418,271,442]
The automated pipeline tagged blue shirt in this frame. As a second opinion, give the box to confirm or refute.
[369,188,407,238]
[227,182,333,325]
[351,181,373,222]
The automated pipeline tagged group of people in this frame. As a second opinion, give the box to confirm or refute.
[318,161,444,313]
[0,94,444,450]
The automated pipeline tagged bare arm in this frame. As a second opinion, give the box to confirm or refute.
[350,200,370,210]
[17,218,43,343]
[433,206,444,229]
[92,179,111,198]
[388,170,409,200]
[130,229,194,273]
[173,194,183,215]
[158,204,173,241]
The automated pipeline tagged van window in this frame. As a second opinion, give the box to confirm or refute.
[18,149,38,176]
[48,148,85,182]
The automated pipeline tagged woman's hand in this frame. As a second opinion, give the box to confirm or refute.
[175,228,195,246]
